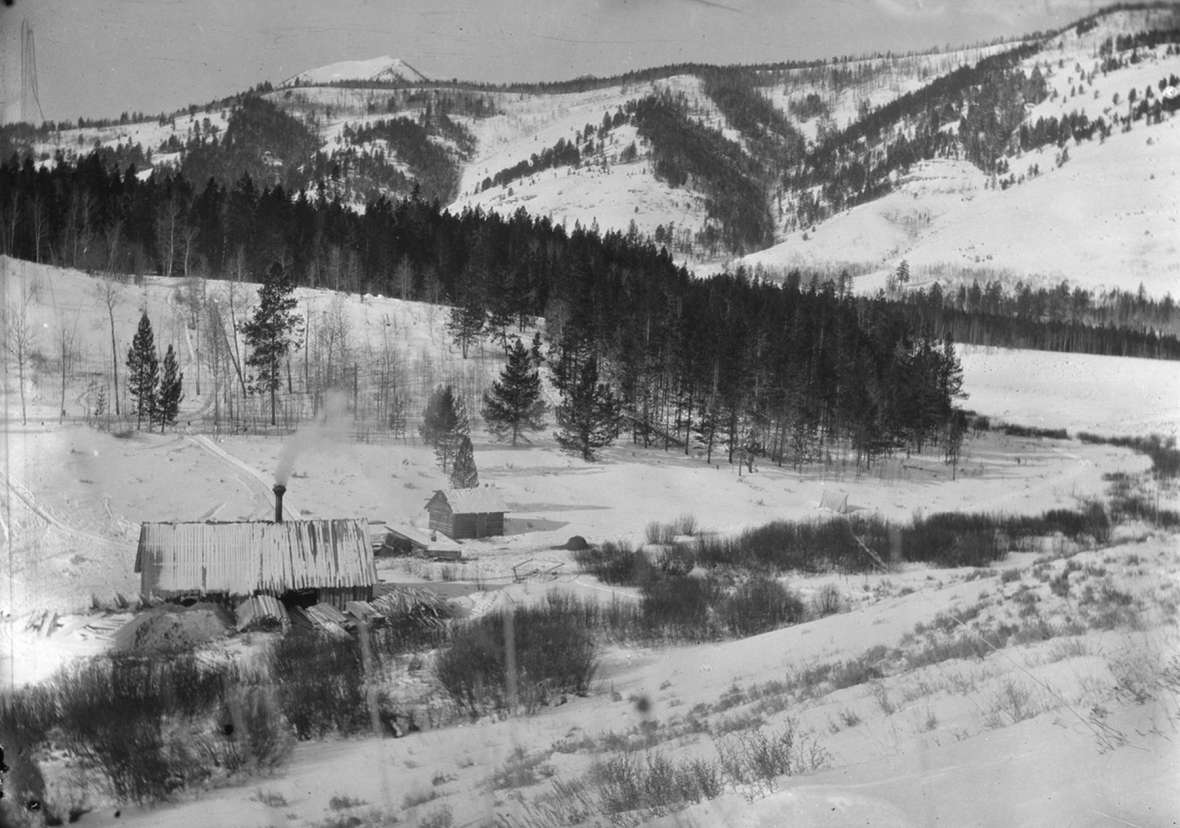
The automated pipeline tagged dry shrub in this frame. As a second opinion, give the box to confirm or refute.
[435,603,598,716]
[593,752,721,816]
[715,719,830,794]
[272,631,368,739]
[812,583,844,616]
[574,540,652,586]
[720,577,805,637]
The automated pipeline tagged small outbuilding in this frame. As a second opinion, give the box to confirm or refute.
[377,522,463,560]
[135,518,376,608]
[426,488,507,540]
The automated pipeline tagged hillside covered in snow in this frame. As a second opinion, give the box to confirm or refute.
[4,8,1180,823]
[4,5,1179,287]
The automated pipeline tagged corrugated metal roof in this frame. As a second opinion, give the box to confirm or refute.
[427,487,507,515]
[136,519,376,598]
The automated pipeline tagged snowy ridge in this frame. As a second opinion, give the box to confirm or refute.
[281,55,429,87]
[14,6,1180,282]
[736,115,1180,296]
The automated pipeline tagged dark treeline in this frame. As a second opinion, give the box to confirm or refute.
[0,152,963,469]
[898,302,1180,359]
[1002,68,1180,189]
[629,92,774,255]
[327,114,475,202]
[788,93,830,121]
[479,136,582,192]
[179,96,321,193]
[298,29,1037,99]
[889,279,1180,358]
[700,68,807,176]
[339,88,499,120]
[171,95,477,205]
[1100,27,1180,55]
[788,42,1046,229]
[787,8,1180,228]
[342,114,475,161]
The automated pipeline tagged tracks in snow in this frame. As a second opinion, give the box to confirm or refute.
[186,434,305,520]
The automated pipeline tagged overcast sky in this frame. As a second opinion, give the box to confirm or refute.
[1,0,1103,123]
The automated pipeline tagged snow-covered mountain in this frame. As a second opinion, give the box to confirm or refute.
[280,55,429,87]
[10,5,1180,292]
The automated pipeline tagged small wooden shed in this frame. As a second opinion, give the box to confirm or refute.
[426,488,507,539]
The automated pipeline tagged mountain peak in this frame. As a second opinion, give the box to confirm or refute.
[281,56,429,87]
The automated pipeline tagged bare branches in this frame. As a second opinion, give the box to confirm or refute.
[4,296,37,425]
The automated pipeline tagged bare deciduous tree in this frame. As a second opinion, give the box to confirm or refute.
[4,189,22,255]
[224,259,250,399]
[95,276,122,416]
[5,299,37,425]
[155,195,182,279]
[176,275,207,396]
[30,193,49,264]
[65,189,95,269]
[57,314,79,424]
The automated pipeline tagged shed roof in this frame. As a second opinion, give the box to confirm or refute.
[234,594,290,632]
[135,519,376,598]
[427,487,508,515]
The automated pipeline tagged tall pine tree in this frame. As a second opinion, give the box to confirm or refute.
[482,338,547,445]
[420,385,469,473]
[447,295,485,359]
[420,385,460,446]
[243,262,301,426]
[450,434,479,489]
[155,344,184,432]
[126,311,159,430]
[554,355,622,461]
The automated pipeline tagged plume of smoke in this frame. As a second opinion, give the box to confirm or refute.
[274,390,351,485]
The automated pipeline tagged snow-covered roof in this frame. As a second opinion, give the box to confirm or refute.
[427,487,508,515]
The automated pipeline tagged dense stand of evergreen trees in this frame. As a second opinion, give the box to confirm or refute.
[891,281,1180,358]
[787,42,1047,229]
[479,137,581,192]
[125,312,184,431]
[0,153,974,468]
[180,96,321,193]
[5,145,1176,463]
[629,92,774,254]
[785,25,1180,228]
[330,113,475,203]
[700,68,807,177]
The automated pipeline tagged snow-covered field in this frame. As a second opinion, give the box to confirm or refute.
[960,344,1180,438]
